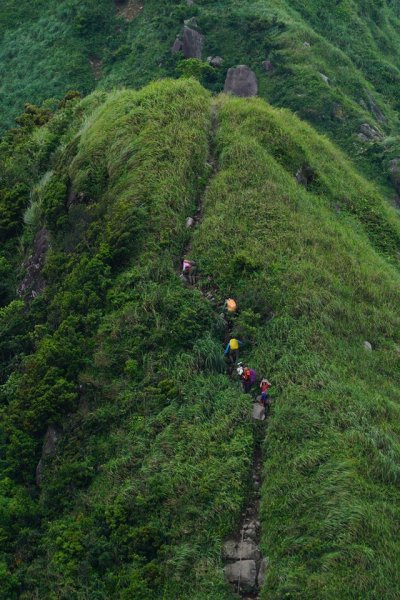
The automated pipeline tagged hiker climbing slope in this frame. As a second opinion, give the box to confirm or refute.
[182,256,197,284]
[242,365,257,394]
[224,337,243,364]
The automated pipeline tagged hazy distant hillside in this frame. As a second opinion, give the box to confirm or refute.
[2,0,400,190]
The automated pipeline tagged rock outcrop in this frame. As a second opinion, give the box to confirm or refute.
[18,227,50,300]
[252,403,265,421]
[358,123,383,142]
[171,38,183,53]
[207,55,224,68]
[224,560,257,591]
[224,65,258,97]
[223,450,266,595]
[224,540,260,561]
[182,26,204,59]
[262,60,274,73]
[296,165,315,187]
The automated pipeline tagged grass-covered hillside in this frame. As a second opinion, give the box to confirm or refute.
[2,0,400,192]
[1,77,400,599]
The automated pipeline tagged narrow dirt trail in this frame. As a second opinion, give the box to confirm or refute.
[181,102,219,261]
[179,100,267,599]
[223,423,267,599]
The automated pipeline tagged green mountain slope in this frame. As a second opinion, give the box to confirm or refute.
[2,0,400,192]
[1,77,400,599]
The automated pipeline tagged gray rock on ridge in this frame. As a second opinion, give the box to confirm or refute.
[207,55,224,68]
[182,26,204,59]
[224,560,257,591]
[184,17,198,28]
[358,123,383,141]
[224,540,260,561]
[252,403,265,421]
[171,38,183,53]
[224,65,258,97]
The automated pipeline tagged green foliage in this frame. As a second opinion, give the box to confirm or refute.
[0,184,30,241]
[177,59,217,86]
[40,176,68,233]
[0,36,400,596]
[0,80,253,598]
[191,93,400,599]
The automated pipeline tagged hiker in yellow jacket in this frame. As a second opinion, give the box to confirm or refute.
[224,337,243,364]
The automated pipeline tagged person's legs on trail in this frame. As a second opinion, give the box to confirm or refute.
[243,380,251,394]
[189,266,197,285]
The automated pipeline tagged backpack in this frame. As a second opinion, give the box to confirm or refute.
[249,369,257,384]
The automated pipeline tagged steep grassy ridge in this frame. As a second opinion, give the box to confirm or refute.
[1,77,400,598]
[0,79,252,599]
[192,95,400,599]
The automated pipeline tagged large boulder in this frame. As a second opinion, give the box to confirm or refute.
[171,38,183,53]
[224,65,258,97]
[224,560,257,591]
[252,403,265,421]
[182,26,204,59]
[224,540,260,561]
[207,55,224,68]
[358,123,383,142]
